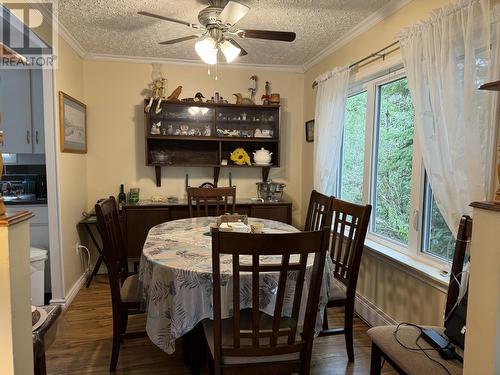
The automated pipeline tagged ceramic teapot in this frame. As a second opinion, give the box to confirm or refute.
[253,148,273,165]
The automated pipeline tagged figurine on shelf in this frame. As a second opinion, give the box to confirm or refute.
[182,97,195,102]
[150,122,161,135]
[233,93,255,105]
[203,125,211,136]
[167,86,183,101]
[180,124,189,135]
[144,64,167,114]
[261,80,271,105]
[230,147,252,166]
[248,75,258,102]
[195,92,205,102]
[166,124,174,135]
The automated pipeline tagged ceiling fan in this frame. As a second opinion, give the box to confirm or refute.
[138,0,296,64]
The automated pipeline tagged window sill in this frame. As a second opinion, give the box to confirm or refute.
[363,238,450,292]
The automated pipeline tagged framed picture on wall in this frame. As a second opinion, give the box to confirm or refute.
[305,120,314,142]
[59,91,87,153]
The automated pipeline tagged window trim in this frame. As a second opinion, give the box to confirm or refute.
[339,67,454,271]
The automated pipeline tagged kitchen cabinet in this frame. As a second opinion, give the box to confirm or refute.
[0,69,32,153]
[30,69,45,153]
[0,69,45,154]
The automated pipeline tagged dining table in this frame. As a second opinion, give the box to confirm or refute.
[138,216,335,356]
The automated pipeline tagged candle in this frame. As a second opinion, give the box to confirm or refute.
[185,174,189,192]
[229,172,232,187]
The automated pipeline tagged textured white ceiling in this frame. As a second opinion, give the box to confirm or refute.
[58,0,392,65]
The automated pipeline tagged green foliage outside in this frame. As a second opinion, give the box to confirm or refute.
[427,196,455,260]
[373,78,415,244]
[341,92,367,204]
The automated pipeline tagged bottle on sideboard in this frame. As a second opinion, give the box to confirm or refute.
[118,184,127,208]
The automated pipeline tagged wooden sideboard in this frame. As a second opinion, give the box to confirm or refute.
[122,199,292,258]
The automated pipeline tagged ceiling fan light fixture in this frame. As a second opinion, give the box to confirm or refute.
[195,36,217,65]
[220,39,241,63]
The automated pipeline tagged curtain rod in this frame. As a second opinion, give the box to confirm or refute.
[312,40,400,88]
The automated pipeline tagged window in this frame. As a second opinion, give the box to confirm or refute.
[372,78,414,245]
[338,70,455,265]
[339,91,367,204]
[422,178,456,260]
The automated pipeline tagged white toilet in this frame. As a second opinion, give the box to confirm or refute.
[30,247,48,306]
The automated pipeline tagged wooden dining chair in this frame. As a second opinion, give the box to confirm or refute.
[367,215,472,375]
[95,197,144,372]
[187,186,236,217]
[304,190,334,231]
[204,228,330,375]
[319,198,372,362]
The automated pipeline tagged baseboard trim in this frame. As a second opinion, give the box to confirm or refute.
[354,292,398,327]
[49,270,89,310]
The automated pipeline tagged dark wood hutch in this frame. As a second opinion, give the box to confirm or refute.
[145,100,281,187]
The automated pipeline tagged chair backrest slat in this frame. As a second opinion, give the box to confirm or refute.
[304,190,334,231]
[330,199,371,293]
[232,255,240,349]
[252,254,260,347]
[271,254,290,347]
[187,186,236,218]
[211,228,329,368]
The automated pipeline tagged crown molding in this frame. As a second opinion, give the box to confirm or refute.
[57,21,87,58]
[84,52,305,73]
[302,0,412,72]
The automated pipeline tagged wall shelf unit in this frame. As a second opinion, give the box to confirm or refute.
[144,100,281,187]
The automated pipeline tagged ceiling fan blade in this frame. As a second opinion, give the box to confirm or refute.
[237,29,296,42]
[138,11,199,29]
[228,38,247,56]
[159,35,199,45]
[219,1,249,26]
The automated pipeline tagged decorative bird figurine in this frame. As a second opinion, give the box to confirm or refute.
[167,86,182,101]
[233,93,255,105]
[262,80,271,105]
[248,75,257,102]
[195,92,205,102]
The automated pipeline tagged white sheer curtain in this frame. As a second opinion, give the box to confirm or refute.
[398,0,494,235]
[313,67,350,195]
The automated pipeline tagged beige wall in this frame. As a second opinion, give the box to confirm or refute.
[82,61,305,225]
[55,37,87,296]
[302,0,455,325]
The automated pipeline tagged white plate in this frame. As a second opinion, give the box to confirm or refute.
[32,307,48,331]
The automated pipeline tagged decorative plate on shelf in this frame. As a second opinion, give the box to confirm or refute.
[32,306,48,331]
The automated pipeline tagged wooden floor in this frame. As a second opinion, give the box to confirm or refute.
[46,276,396,374]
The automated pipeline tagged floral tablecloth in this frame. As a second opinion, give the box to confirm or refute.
[139,217,333,354]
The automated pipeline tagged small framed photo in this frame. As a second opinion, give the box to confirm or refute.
[305,120,314,142]
[59,91,87,153]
